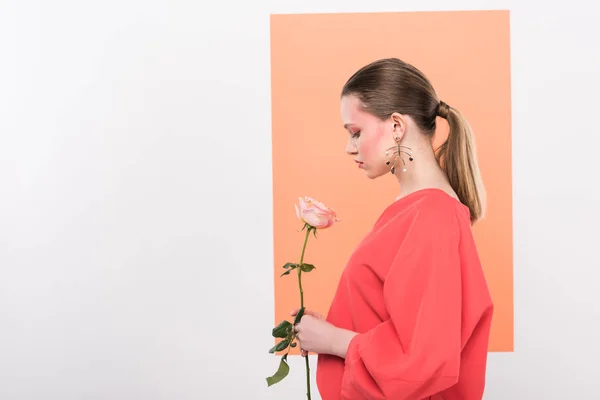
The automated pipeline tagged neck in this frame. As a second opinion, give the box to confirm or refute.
[393,139,453,200]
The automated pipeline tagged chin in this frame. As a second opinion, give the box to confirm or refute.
[364,168,386,180]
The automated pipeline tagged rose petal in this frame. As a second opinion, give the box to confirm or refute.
[318,219,332,229]
[312,200,330,213]
[300,197,309,214]
[301,210,323,228]
[295,196,339,229]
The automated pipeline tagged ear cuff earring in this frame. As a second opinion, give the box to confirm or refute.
[385,136,413,174]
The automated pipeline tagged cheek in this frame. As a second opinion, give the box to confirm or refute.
[359,132,383,158]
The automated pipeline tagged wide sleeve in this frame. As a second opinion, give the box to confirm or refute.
[341,209,462,400]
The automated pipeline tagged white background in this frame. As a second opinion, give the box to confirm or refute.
[1,0,600,399]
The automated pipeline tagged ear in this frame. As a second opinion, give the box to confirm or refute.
[390,112,407,140]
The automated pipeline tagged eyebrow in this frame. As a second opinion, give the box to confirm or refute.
[343,123,355,129]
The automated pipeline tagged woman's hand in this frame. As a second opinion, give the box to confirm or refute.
[291,309,358,359]
[291,308,332,356]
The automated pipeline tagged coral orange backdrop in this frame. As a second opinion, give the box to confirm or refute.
[270,10,513,353]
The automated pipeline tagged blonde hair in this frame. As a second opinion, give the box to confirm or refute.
[341,58,486,223]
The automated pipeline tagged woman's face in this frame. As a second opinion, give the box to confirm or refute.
[341,95,393,179]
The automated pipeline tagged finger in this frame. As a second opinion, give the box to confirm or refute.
[291,308,323,319]
[291,308,315,316]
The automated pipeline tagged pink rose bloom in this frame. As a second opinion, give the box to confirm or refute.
[295,196,339,229]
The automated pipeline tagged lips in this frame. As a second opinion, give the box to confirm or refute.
[355,160,364,168]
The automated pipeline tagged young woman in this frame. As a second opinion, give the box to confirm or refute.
[292,58,494,399]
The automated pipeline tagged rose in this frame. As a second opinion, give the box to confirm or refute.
[266,196,339,399]
[295,196,340,229]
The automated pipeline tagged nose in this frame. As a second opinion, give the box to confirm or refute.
[345,138,357,155]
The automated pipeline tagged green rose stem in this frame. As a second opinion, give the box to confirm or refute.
[298,225,311,308]
[267,223,320,397]
[268,199,337,395]
[297,224,313,400]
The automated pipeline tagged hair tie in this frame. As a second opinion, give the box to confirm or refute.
[437,100,450,119]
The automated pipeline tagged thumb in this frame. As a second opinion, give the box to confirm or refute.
[291,308,324,319]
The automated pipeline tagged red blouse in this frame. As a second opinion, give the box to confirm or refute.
[316,189,494,400]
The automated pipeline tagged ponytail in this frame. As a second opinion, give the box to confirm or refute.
[435,102,486,224]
